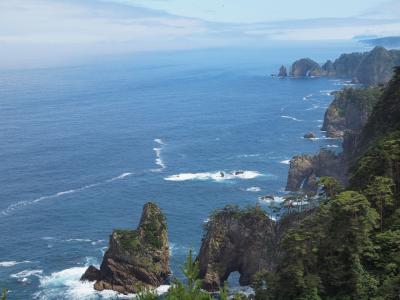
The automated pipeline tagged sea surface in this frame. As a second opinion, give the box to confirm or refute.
[0,42,369,299]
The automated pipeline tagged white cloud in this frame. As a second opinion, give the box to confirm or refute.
[0,0,399,68]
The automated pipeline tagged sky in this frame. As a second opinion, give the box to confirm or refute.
[0,0,399,68]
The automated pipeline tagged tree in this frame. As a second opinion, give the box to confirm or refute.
[319,176,341,199]
[165,249,214,300]
[364,176,394,231]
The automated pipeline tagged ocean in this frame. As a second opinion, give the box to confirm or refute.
[0,42,368,299]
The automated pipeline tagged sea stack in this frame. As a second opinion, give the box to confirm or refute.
[81,202,170,294]
[290,58,323,77]
[197,205,276,291]
[278,65,288,77]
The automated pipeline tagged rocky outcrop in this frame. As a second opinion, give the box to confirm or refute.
[81,202,170,294]
[288,47,400,85]
[304,132,316,139]
[286,150,344,193]
[290,58,323,77]
[278,65,288,77]
[197,206,303,291]
[322,60,336,76]
[321,87,383,138]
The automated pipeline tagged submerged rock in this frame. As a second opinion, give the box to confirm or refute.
[81,202,170,294]
[303,132,316,139]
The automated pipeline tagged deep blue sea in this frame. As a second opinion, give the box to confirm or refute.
[0,43,369,299]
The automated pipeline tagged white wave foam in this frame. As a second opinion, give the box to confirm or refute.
[326,144,339,148]
[302,94,313,100]
[281,115,303,122]
[258,196,285,204]
[106,172,132,182]
[280,160,290,165]
[36,266,170,300]
[11,269,43,283]
[245,187,261,192]
[1,172,133,216]
[151,138,166,172]
[154,138,165,145]
[236,153,260,158]
[65,239,92,243]
[165,171,263,182]
[0,260,32,267]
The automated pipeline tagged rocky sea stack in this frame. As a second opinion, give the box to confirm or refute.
[286,46,400,85]
[278,65,288,77]
[81,202,170,294]
[290,58,322,77]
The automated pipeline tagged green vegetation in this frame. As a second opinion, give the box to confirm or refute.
[114,202,167,252]
[135,250,242,300]
[252,67,400,299]
[333,87,382,118]
[1,289,6,300]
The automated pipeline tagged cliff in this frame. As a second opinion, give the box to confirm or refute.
[197,205,304,291]
[286,46,400,85]
[322,87,383,138]
[255,67,400,300]
[290,58,323,77]
[81,202,170,294]
[286,150,345,193]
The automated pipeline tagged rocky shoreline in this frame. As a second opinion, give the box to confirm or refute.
[277,46,400,86]
[80,54,399,298]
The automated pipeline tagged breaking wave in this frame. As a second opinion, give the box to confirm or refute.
[245,186,262,192]
[280,160,290,165]
[164,171,264,182]
[0,260,32,268]
[281,115,303,122]
[151,138,166,172]
[35,266,170,300]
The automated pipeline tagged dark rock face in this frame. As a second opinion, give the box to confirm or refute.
[81,266,101,282]
[197,206,300,291]
[322,60,336,76]
[321,87,382,138]
[286,150,344,193]
[81,202,170,294]
[290,58,323,77]
[278,65,288,77]
[354,46,400,86]
[304,132,316,139]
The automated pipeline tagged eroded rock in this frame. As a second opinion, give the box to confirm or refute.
[81,202,170,294]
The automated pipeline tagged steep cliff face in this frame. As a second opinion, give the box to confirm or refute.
[286,150,344,193]
[197,206,303,291]
[290,58,323,77]
[81,202,170,294]
[322,87,383,138]
[332,52,367,79]
[354,47,400,85]
[288,47,400,85]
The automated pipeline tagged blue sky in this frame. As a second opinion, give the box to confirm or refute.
[114,0,389,22]
[0,0,399,68]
